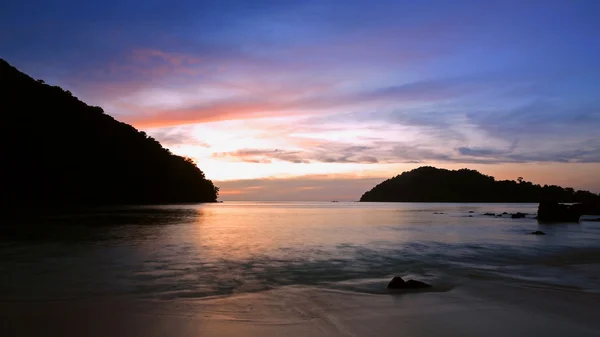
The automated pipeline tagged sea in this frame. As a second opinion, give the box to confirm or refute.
[1,202,600,301]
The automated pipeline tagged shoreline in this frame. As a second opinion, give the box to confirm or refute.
[3,281,600,337]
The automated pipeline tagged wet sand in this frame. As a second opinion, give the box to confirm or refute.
[2,281,599,337]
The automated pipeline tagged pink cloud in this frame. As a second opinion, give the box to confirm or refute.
[212,149,310,164]
[117,76,479,128]
[65,15,487,129]
[120,99,291,128]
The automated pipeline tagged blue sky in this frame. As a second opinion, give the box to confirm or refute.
[2,0,599,199]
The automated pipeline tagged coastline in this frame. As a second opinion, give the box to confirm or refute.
[3,280,600,337]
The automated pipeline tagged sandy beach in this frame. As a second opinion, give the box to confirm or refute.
[3,280,600,337]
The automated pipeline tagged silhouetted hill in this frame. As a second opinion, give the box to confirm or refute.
[0,59,218,206]
[360,167,600,203]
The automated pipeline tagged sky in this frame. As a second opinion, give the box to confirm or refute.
[2,0,600,200]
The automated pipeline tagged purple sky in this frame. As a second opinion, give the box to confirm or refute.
[2,0,599,199]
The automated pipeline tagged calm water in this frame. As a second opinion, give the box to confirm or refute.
[1,202,599,301]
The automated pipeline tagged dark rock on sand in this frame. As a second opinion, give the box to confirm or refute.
[531,231,546,235]
[387,277,431,289]
[537,201,582,222]
[511,212,527,219]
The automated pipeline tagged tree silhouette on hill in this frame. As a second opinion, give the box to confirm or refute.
[0,59,218,206]
[360,166,600,203]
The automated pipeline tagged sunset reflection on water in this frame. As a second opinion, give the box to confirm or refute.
[2,202,600,301]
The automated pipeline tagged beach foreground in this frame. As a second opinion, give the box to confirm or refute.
[3,281,599,337]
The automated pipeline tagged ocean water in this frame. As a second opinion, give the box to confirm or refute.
[1,202,599,301]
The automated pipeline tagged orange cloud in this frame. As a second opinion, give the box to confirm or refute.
[218,189,246,195]
[296,186,324,191]
[121,100,289,128]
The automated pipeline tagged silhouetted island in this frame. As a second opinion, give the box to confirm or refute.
[0,59,218,206]
[360,167,600,203]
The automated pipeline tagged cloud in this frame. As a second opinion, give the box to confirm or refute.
[199,103,600,169]
[212,149,310,164]
[316,155,379,164]
[299,94,600,165]
[117,73,510,128]
[121,97,289,128]
[147,127,211,148]
[111,63,599,129]
[211,147,383,165]
[457,147,509,157]
[457,140,519,158]
[389,144,453,163]
[455,142,600,164]
[131,49,203,67]
[502,148,600,164]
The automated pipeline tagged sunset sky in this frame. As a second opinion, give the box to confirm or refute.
[2,0,599,200]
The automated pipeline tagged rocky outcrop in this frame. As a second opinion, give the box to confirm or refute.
[511,212,527,219]
[531,231,546,235]
[537,201,582,222]
[387,277,431,289]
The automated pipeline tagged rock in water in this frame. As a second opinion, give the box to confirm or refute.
[511,212,527,219]
[537,201,582,222]
[387,277,432,289]
[387,277,406,288]
[531,231,546,235]
[405,280,432,288]
[483,212,495,216]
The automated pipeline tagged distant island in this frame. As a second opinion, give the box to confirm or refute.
[360,167,600,203]
[0,59,218,206]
